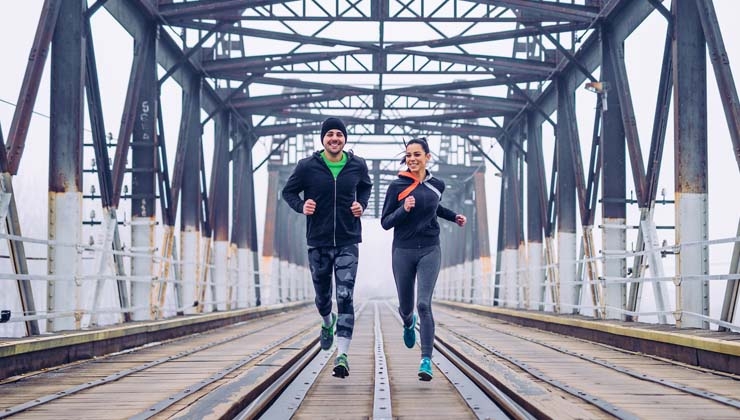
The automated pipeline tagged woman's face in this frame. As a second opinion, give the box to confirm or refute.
[405,143,429,173]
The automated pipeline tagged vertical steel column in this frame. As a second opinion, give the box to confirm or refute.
[494,180,505,306]
[199,143,213,312]
[179,73,202,314]
[463,183,475,303]
[501,137,520,308]
[243,132,262,306]
[261,163,280,305]
[131,24,157,321]
[601,30,627,320]
[526,113,546,310]
[211,112,230,309]
[557,77,578,314]
[472,171,492,305]
[47,0,84,332]
[276,188,291,303]
[673,0,709,329]
[516,128,527,309]
[231,128,249,307]
[288,207,302,301]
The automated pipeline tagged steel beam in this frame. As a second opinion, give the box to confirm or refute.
[601,29,627,320]
[695,0,740,172]
[673,0,709,329]
[556,77,577,314]
[526,113,546,310]
[131,23,158,320]
[47,0,84,332]
[6,0,62,175]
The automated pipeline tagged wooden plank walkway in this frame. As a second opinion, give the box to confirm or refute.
[1,307,319,419]
[434,304,740,419]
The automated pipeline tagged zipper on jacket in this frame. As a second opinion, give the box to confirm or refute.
[333,178,337,246]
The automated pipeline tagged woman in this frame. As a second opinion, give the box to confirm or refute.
[380,137,467,381]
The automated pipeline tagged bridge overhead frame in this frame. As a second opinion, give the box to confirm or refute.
[0,0,739,337]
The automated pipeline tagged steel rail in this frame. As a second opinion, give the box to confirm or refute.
[372,302,393,419]
[239,302,370,419]
[239,343,330,419]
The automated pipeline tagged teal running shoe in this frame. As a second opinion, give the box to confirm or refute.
[403,313,417,348]
[320,313,337,351]
[332,353,350,378]
[418,357,433,381]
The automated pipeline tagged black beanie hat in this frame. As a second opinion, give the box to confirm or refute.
[320,117,347,141]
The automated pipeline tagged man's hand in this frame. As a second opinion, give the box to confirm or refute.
[403,196,415,212]
[303,199,317,215]
[351,201,364,217]
[455,214,467,227]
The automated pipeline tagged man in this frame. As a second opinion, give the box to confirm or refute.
[281,117,372,378]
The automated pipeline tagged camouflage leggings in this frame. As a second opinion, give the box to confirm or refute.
[307,244,358,339]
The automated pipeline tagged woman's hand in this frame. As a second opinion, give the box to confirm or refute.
[403,196,415,212]
[455,214,467,227]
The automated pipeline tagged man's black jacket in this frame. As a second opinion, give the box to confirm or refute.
[282,150,372,248]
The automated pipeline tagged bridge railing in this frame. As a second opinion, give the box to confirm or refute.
[0,226,312,338]
[436,234,740,333]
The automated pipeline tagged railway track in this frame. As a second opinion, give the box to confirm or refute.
[242,301,533,420]
[1,301,738,419]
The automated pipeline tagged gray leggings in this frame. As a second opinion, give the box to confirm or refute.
[392,245,441,358]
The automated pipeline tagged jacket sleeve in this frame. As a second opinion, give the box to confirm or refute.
[281,161,306,214]
[356,159,373,211]
[380,184,408,230]
[436,204,458,222]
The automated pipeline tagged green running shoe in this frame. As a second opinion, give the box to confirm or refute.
[418,357,433,381]
[332,353,350,378]
[403,313,417,348]
[320,313,337,351]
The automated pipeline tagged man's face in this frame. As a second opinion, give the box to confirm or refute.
[322,129,346,154]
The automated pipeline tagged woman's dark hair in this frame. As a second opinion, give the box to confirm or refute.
[400,137,430,164]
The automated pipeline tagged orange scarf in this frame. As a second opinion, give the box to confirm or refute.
[397,171,420,201]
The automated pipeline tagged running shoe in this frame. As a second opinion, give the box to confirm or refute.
[320,313,337,351]
[332,353,350,378]
[418,357,433,381]
[403,313,417,348]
